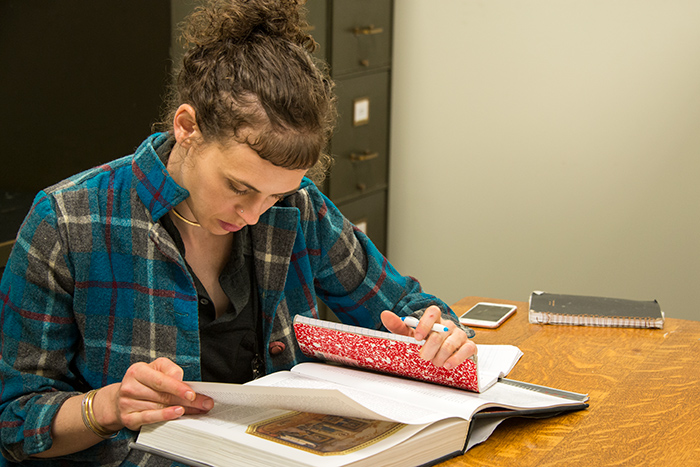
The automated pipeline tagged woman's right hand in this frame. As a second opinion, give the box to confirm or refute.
[96,357,214,432]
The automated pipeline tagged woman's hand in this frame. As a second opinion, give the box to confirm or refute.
[381,306,477,370]
[97,357,214,432]
[33,357,214,459]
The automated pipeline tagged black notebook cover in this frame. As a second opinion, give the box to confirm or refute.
[528,292,664,328]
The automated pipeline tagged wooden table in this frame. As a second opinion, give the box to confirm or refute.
[441,296,700,467]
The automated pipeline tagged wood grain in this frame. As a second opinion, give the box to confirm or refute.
[439,297,700,467]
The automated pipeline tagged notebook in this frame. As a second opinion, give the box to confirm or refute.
[528,291,664,328]
[293,316,523,393]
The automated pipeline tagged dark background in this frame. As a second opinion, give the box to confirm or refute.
[0,0,172,240]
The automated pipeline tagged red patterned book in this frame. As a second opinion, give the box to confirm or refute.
[293,316,522,393]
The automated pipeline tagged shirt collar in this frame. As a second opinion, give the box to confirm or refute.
[132,132,190,223]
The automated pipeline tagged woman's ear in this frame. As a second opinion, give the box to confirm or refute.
[173,104,199,148]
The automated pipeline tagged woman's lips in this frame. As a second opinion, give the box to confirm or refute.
[219,220,243,232]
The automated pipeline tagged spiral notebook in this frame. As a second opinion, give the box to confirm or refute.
[528,291,664,329]
[293,316,523,393]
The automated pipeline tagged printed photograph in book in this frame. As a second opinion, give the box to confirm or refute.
[247,412,405,455]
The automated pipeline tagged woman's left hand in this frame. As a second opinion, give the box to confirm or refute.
[381,306,477,369]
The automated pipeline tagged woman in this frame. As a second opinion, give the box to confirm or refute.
[0,1,476,465]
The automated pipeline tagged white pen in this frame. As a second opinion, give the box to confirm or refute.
[401,316,449,333]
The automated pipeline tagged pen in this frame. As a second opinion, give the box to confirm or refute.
[401,316,449,333]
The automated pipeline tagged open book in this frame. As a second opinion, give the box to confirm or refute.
[293,316,522,392]
[132,359,588,466]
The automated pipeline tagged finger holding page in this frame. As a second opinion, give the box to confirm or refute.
[113,358,214,430]
[422,328,477,369]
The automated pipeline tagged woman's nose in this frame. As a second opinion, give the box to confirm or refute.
[238,197,268,225]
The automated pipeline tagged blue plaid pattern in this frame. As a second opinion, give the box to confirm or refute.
[0,133,460,466]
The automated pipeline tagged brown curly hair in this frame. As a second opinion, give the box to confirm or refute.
[163,0,336,179]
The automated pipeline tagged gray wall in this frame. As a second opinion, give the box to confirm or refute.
[388,0,700,321]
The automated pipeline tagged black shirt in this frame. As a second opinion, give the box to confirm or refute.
[157,137,263,383]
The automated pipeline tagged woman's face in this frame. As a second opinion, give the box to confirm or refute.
[169,139,307,235]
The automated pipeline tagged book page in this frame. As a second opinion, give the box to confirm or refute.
[188,381,397,422]
[476,345,524,390]
[288,363,585,420]
[288,363,485,420]
[245,373,449,425]
[186,358,577,427]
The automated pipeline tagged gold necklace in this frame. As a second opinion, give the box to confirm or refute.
[171,208,201,227]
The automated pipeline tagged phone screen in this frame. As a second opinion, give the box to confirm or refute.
[462,304,511,321]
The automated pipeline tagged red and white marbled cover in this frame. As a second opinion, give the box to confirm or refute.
[293,318,480,392]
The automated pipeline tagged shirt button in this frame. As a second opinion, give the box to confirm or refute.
[199,298,210,306]
[269,341,286,356]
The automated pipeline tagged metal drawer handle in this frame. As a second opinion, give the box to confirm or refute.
[353,25,384,36]
[350,151,379,162]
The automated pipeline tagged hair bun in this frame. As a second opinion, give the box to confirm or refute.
[183,0,314,52]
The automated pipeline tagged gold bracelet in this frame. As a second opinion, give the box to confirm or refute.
[81,389,119,439]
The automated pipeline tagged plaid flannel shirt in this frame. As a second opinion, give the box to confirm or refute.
[0,132,462,466]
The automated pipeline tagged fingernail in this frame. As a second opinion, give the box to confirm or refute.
[185,391,196,402]
[415,333,424,341]
[174,406,185,416]
[444,362,453,370]
[203,399,214,410]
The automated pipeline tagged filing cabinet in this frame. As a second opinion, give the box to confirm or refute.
[306,0,393,256]
[306,0,393,322]
[329,71,390,203]
[335,190,387,254]
[329,0,392,77]
[303,0,328,61]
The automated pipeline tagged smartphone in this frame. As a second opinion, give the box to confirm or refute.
[459,302,517,328]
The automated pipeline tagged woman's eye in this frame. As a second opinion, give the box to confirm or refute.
[229,183,247,195]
